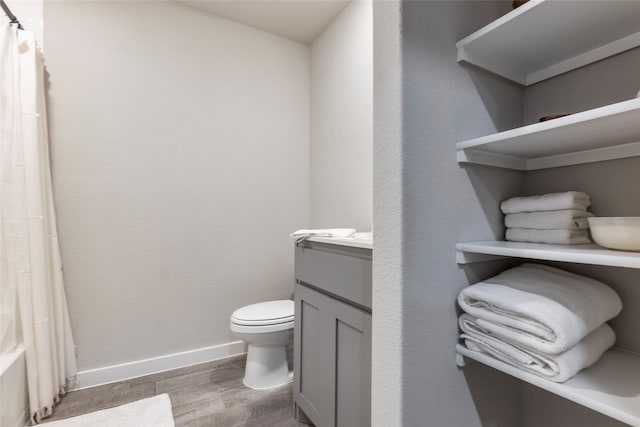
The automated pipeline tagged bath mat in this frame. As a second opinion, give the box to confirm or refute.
[44,394,174,427]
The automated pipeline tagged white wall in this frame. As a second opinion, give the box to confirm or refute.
[5,0,42,47]
[371,1,403,423]
[310,0,372,231]
[44,0,310,372]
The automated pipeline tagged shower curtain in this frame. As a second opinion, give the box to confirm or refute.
[1,19,77,422]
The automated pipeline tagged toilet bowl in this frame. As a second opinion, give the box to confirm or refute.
[230,300,294,390]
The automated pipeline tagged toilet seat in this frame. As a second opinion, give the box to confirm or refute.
[229,299,295,389]
[230,319,294,334]
[231,300,294,326]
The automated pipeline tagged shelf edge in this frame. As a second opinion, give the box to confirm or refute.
[456,98,640,150]
[458,140,640,171]
[455,0,543,48]
[526,140,640,170]
[525,31,640,85]
[455,242,640,269]
[456,250,506,264]
[457,48,527,86]
[457,149,526,170]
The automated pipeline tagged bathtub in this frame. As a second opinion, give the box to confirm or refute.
[0,345,28,427]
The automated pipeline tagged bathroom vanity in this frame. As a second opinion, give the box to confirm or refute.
[293,234,372,427]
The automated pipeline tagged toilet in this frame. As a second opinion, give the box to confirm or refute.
[230,300,295,390]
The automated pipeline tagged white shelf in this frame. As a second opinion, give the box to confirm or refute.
[456,241,640,269]
[456,0,640,86]
[456,346,640,427]
[456,98,640,171]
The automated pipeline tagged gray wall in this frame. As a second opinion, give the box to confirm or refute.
[310,0,373,231]
[373,1,526,426]
[45,0,310,371]
[523,48,640,125]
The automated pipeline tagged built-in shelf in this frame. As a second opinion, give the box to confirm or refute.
[456,98,640,171]
[456,346,640,427]
[456,2,640,425]
[456,0,640,86]
[456,241,640,269]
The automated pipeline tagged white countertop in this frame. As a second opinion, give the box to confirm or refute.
[305,232,373,250]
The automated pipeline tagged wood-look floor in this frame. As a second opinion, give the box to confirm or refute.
[42,354,310,427]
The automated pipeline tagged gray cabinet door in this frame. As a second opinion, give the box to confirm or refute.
[294,283,332,426]
[328,295,372,427]
[294,283,372,427]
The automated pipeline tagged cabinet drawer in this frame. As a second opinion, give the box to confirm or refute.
[295,241,372,310]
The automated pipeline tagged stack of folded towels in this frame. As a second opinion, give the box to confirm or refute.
[501,191,593,244]
[457,263,622,383]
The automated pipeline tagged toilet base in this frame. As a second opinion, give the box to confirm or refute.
[243,344,292,390]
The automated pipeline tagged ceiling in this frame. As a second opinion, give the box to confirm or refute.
[176,0,351,44]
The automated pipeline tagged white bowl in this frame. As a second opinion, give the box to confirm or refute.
[588,217,640,251]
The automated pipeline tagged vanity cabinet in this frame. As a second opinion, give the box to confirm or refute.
[293,240,372,427]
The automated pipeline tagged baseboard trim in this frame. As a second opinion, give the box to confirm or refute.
[74,341,246,390]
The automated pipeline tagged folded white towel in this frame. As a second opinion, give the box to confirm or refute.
[501,191,591,214]
[457,263,622,354]
[459,314,615,383]
[290,228,356,242]
[506,228,591,244]
[504,210,593,230]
